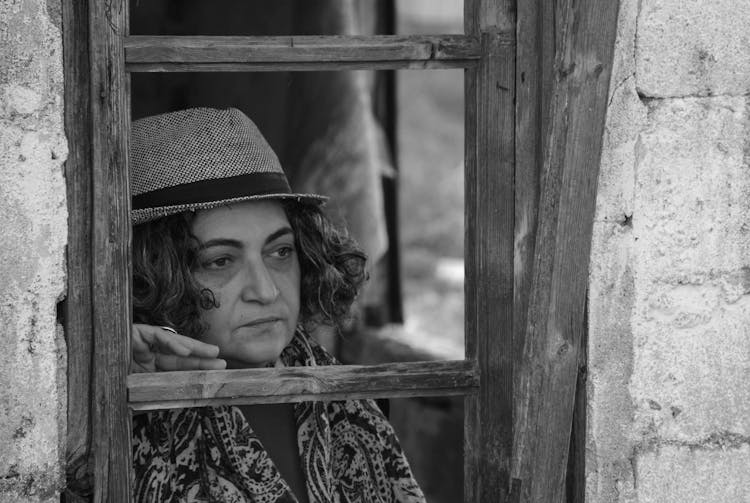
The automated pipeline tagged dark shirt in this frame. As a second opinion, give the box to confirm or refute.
[240,403,309,503]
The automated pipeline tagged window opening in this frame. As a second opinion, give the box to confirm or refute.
[61,0,625,500]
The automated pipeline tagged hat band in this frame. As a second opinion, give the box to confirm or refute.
[132,172,292,210]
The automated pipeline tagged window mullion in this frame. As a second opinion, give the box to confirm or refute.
[464,0,516,501]
[89,0,132,501]
[124,34,482,72]
[128,360,479,410]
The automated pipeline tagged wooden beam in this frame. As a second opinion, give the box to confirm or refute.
[125,34,484,71]
[513,0,554,365]
[565,303,588,503]
[511,0,554,496]
[128,360,478,410]
[465,0,516,33]
[61,0,93,498]
[88,0,132,501]
[464,0,516,499]
[512,0,620,501]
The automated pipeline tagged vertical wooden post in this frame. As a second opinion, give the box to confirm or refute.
[512,0,554,496]
[464,0,516,501]
[512,0,620,501]
[88,0,133,500]
[513,0,554,376]
[62,0,93,498]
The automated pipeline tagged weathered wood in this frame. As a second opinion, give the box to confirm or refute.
[463,27,480,503]
[127,60,476,72]
[61,0,93,497]
[513,0,554,362]
[125,34,485,71]
[510,0,555,494]
[565,302,588,503]
[89,0,132,500]
[464,13,516,503]
[128,360,478,410]
[465,0,516,33]
[512,0,620,501]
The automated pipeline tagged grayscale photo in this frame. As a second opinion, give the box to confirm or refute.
[1,0,748,502]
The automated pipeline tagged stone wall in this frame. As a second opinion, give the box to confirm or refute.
[1,0,748,501]
[588,0,750,501]
[0,0,68,501]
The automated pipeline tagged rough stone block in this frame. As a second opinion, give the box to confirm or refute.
[637,444,750,503]
[636,0,750,97]
[631,282,750,441]
[630,96,750,442]
[634,96,750,283]
[0,0,67,501]
[587,222,637,502]
[596,71,646,223]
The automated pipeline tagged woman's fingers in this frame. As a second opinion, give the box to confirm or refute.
[155,353,227,371]
[132,323,157,357]
[132,323,224,373]
[164,332,220,359]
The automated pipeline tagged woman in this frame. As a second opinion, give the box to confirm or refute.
[129,107,425,503]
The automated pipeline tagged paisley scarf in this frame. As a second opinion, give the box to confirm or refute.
[132,329,426,502]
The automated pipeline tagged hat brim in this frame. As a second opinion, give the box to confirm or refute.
[131,192,327,226]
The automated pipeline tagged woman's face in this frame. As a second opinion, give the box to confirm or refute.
[190,200,301,368]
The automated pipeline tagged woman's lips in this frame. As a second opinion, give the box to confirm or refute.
[238,317,282,329]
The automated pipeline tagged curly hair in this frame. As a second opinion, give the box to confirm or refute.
[132,200,367,340]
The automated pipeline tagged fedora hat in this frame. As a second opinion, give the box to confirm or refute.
[130,107,326,225]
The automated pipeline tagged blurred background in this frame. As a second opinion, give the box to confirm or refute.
[130,1,464,500]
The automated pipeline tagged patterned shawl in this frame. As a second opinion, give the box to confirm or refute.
[132,329,426,503]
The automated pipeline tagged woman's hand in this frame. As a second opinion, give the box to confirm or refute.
[132,324,227,373]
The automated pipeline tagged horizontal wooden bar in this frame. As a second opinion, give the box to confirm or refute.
[128,360,478,410]
[124,34,492,71]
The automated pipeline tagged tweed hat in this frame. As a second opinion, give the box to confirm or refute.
[130,107,326,225]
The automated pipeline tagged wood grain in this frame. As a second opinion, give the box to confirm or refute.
[510,0,554,496]
[464,0,516,498]
[124,34,483,71]
[61,0,93,497]
[88,0,132,500]
[565,303,588,503]
[511,0,620,501]
[128,360,478,410]
[465,0,516,33]
[126,61,476,72]
[513,0,554,365]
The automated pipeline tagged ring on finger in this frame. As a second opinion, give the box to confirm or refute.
[160,326,177,334]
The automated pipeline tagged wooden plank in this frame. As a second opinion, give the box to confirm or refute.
[510,0,555,495]
[126,60,476,72]
[565,302,588,503]
[513,0,554,361]
[464,25,516,503]
[88,0,132,501]
[61,0,93,498]
[463,29,480,503]
[124,34,483,71]
[512,0,620,501]
[128,360,478,410]
[465,0,515,32]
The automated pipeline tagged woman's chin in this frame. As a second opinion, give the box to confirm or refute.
[223,338,292,369]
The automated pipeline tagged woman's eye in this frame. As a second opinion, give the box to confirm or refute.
[271,245,295,259]
[203,256,232,269]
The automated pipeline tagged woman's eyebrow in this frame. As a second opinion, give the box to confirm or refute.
[265,227,294,245]
[198,238,243,250]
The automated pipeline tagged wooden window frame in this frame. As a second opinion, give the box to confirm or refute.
[62,0,619,502]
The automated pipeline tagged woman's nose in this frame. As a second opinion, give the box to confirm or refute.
[240,260,279,304]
